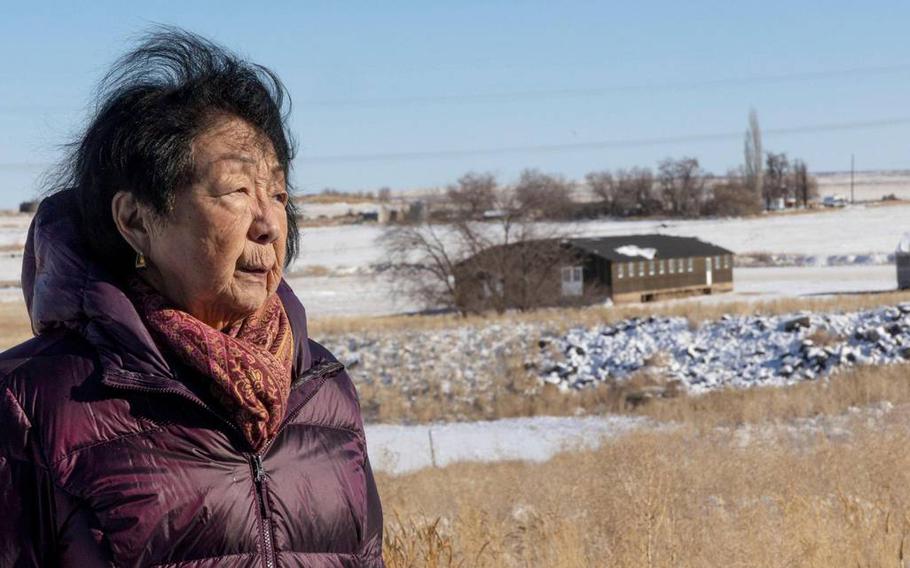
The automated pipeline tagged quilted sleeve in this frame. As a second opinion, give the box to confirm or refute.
[0,384,54,567]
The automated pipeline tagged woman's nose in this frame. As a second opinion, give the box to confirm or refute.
[248,193,282,244]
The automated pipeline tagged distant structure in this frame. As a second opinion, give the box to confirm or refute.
[379,201,426,224]
[455,234,735,310]
[19,200,39,213]
[898,233,910,290]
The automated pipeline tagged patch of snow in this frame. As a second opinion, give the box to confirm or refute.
[614,245,657,259]
[364,415,652,474]
[363,401,902,475]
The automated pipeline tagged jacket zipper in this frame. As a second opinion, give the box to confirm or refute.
[249,360,344,568]
[103,359,345,568]
[251,454,276,568]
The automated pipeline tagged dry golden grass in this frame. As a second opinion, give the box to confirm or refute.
[286,265,334,278]
[294,193,377,204]
[379,407,910,567]
[0,301,33,350]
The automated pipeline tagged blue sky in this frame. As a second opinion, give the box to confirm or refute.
[2,1,909,207]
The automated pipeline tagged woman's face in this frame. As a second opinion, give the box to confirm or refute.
[144,115,289,329]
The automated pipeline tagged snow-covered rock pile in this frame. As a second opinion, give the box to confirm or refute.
[326,322,544,394]
[536,303,910,393]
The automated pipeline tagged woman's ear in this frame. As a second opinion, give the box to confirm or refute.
[111,191,155,255]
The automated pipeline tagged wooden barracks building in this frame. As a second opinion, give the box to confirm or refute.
[455,234,735,310]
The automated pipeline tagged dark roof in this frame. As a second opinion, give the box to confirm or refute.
[567,234,734,262]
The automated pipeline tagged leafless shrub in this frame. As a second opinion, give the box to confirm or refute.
[446,172,497,221]
[706,170,763,217]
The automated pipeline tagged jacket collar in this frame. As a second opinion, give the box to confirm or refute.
[22,190,313,387]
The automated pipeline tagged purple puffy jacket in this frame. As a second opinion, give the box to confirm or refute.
[0,191,384,567]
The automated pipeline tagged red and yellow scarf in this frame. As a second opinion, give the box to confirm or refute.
[127,277,294,451]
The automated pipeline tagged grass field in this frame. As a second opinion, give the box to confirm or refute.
[379,363,910,567]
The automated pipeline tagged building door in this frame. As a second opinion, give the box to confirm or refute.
[561,266,583,296]
[705,257,713,286]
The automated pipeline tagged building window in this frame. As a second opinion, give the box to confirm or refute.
[659,260,665,275]
[687,258,694,272]
[638,262,645,277]
[724,255,730,269]
[480,274,504,298]
[648,260,655,276]
[617,263,624,279]
[628,262,636,278]
[715,256,721,270]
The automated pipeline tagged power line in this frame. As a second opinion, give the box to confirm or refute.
[295,116,910,164]
[302,63,910,108]
[2,62,910,114]
[4,115,909,172]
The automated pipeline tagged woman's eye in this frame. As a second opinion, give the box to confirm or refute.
[272,192,289,204]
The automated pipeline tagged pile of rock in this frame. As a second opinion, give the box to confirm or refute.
[534,303,910,393]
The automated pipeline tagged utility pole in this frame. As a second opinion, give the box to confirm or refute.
[850,154,855,204]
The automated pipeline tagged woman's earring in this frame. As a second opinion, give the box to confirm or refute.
[135,251,147,269]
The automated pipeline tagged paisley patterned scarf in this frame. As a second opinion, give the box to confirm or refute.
[126,276,294,451]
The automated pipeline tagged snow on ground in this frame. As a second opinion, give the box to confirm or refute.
[815,171,910,202]
[364,415,652,475]
[296,201,378,220]
[730,265,897,297]
[286,274,412,317]
[364,400,900,475]
[570,203,910,262]
[536,303,910,392]
[0,219,30,249]
[293,224,386,272]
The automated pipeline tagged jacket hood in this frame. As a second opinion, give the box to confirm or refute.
[21,189,312,380]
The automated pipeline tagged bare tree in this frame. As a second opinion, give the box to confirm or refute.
[764,152,790,209]
[585,170,614,213]
[657,157,707,217]
[616,167,659,216]
[744,109,763,203]
[790,159,816,208]
[377,186,392,203]
[513,168,575,220]
[381,187,576,315]
[446,172,497,220]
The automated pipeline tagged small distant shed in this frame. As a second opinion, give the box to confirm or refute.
[898,233,910,289]
[19,200,39,213]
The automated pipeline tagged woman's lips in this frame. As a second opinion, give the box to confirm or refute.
[237,266,270,279]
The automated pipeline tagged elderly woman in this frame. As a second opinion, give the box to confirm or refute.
[0,29,383,567]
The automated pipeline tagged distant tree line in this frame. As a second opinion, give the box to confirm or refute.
[437,154,816,224]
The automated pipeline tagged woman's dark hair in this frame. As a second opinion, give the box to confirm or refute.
[47,26,300,273]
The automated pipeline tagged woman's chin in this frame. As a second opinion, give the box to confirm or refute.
[225,278,271,314]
